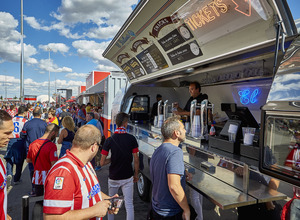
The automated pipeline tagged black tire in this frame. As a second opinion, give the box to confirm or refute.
[136,172,151,202]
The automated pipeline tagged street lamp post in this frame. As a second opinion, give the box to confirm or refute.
[20,0,24,102]
[47,47,51,105]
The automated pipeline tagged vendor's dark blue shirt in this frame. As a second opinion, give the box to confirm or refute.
[150,143,185,217]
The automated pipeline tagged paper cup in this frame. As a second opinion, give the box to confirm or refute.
[228,124,238,134]
[243,133,254,145]
[228,132,236,142]
[154,116,158,126]
[185,122,190,134]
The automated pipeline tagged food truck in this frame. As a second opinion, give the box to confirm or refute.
[103,0,300,215]
[77,71,127,138]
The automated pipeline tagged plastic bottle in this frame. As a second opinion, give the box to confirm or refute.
[209,124,216,136]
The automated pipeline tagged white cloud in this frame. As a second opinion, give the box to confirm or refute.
[39,59,72,73]
[0,12,38,64]
[24,16,51,31]
[0,74,84,97]
[72,40,120,71]
[24,16,82,39]
[65,72,88,79]
[72,39,109,62]
[96,64,119,72]
[39,43,70,54]
[55,0,137,26]
[25,0,138,40]
[85,25,121,39]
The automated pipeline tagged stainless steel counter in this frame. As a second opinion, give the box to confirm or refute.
[126,122,287,209]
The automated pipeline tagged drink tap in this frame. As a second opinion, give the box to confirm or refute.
[200,99,214,140]
[163,100,173,121]
[163,100,168,121]
[157,100,164,128]
[190,99,201,138]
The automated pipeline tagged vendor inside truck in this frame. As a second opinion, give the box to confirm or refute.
[173,81,208,117]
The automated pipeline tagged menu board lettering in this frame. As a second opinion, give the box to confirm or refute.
[121,58,146,80]
[158,24,193,51]
[137,44,169,74]
[167,40,203,65]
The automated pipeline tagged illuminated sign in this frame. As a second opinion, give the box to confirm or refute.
[184,0,228,31]
[231,80,272,110]
[173,0,270,45]
[238,88,260,105]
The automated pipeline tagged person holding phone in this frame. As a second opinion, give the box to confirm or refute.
[43,125,119,219]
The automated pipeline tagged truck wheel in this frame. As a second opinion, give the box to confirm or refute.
[136,172,150,201]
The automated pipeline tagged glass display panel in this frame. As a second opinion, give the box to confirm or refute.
[122,96,134,114]
[263,115,300,180]
[131,96,149,113]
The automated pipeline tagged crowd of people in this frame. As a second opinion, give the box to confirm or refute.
[0,102,125,220]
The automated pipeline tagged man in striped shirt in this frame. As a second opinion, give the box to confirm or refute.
[0,110,14,220]
[5,106,27,185]
[43,125,118,220]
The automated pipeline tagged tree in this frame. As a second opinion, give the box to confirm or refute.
[13,95,18,99]
[0,96,2,100]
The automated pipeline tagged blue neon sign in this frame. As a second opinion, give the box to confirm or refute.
[238,88,260,105]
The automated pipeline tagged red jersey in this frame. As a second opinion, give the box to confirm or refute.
[43,151,102,220]
[0,158,7,220]
[285,148,300,169]
[27,139,58,185]
[12,116,27,138]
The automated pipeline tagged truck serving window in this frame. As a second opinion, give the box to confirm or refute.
[262,115,300,183]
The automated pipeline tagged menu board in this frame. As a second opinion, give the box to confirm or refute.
[121,58,146,80]
[158,24,193,51]
[136,44,169,74]
[167,40,203,65]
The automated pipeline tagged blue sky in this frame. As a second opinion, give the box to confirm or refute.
[0,0,299,99]
[0,0,138,98]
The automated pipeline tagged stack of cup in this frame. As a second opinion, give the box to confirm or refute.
[154,116,158,127]
[228,124,238,142]
[192,115,201,138]
[242,127,256,145]
[157,115,164,128]
[185,122,190,134]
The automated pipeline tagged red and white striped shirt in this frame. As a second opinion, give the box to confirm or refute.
[12,116,27,138]
[43,151,102,220]
[0,158,7,220]
[6,110,14,118]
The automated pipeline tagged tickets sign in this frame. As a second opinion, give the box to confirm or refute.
[174,0,271,45]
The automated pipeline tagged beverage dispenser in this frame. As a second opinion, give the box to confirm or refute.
[156,100,164,128]
[201,99,214,140]
[163,100,173,121]
[190,99,202,138]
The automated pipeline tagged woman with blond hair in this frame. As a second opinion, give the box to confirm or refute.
[57,116,75,158]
